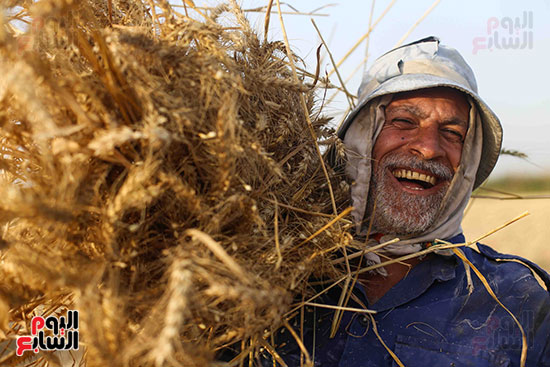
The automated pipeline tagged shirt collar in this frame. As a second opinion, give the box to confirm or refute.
[361,233,464,311]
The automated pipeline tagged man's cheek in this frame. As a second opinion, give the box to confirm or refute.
[450,143,464,172]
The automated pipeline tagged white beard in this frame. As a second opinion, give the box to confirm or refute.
[366,152,453,236]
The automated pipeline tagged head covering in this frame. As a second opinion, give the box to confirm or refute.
[338,37,502,269]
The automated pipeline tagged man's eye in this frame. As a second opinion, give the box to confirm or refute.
[393,119,414,127]
[442,129,464,141]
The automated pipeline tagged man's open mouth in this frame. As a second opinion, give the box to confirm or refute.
[392,168,437,190]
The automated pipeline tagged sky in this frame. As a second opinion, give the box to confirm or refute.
[198,0,550,179]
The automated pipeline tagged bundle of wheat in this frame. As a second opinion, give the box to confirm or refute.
[0,1,354,366]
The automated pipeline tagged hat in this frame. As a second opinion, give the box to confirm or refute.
[337,36,502,188]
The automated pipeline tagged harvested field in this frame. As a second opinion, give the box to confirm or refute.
[462,192,550,271]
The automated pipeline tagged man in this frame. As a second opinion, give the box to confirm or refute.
[266,37,550,366]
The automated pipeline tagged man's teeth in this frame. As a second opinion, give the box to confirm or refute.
[393,169,436,185]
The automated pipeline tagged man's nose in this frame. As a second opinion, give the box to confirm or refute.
[408,125,445,160]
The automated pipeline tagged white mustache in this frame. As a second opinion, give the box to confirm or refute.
[379,153,453,181]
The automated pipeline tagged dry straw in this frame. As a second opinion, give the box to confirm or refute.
[0,1,351,365]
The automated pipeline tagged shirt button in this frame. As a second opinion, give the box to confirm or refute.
[359,315,369,326]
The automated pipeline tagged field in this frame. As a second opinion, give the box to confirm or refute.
[462,180,550,272]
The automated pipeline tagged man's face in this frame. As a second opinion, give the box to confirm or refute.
[367,88,469,235]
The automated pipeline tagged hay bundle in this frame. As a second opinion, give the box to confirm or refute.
[0,1,350,365]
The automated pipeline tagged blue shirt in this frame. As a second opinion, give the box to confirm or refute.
[267,234,550,366]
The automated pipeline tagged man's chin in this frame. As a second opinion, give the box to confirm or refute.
[372,204,434,236]
[369,177,448,235]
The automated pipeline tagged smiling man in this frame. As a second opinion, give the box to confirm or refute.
[265,37,550,367]
[368,88,467,236]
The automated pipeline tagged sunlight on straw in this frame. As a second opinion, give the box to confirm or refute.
[393,0,441,47]
[295,207,353,249]
[330,275,351,337]
[263,0,274,43]
[325,54,368,106]
[185,229,249,284]
[273,197,283,270]
[286,277,348,316]
[468,211,529,245]
[363,0,377,75]
[369,313,405,367]
[258,338,288,367]
[331,237,400,265]
[304,302,376,314]
[311,19,356,109]
[283,319,312,367]
[275,0,338,215]
[452,248,527,367]
[327,0,397,77]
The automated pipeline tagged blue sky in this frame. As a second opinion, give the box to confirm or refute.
[213,0,550,178]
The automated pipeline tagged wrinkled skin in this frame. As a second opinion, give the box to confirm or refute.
[367,87,469,235]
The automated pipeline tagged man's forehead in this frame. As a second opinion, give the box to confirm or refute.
[386,87,470,125]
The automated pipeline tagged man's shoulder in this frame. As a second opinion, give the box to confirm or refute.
[460,243,550,296]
